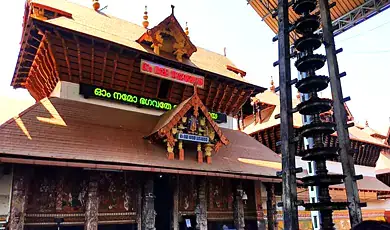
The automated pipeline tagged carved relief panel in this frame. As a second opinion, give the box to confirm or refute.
[207,177,233,212]
[178,175,197,213]
[98,172,137,213]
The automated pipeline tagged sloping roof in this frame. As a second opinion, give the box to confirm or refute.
[243,90,390,148]
[330,176,390,192]
[0,97,282,179]
[25,0,248,84]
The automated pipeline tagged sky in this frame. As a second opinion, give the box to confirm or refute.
[0,0,389,134]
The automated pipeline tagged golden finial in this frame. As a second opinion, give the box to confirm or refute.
[185,22,189,36]
[142,5,149,29]
[270,76,275,92]
[365,120,369,127]
[92,0,100,11]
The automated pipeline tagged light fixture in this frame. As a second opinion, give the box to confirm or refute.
[237,189,248,204]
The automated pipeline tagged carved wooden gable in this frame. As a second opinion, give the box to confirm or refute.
[137,7,197,62]
[146,86,229,163]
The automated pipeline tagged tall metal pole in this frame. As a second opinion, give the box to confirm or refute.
[318,0,363,227]
[277,0,299,229]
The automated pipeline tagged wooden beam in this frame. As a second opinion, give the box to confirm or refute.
[223,86,237,114]
[273,126,277,151]
[204,77,213,108]
[155,78,162,98]
[55,30,72,81]
[100,44,110,85]
[227,88,244,115]
[45,33,60,80]
[111,53,119,87]
[181,85,188,102]
[74,35,83,82]
[91,39,95,83]
[217,84,230,112]
[126,58,135,92]
[211,83,224,111]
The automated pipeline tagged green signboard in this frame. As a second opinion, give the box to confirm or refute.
[79,84,228,123]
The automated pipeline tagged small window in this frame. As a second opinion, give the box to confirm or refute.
[158,79,171,99]
[310,186,314,191]
[311,197,315,203]
[308,162,312,174]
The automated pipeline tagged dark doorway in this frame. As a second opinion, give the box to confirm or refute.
[154,174,173,230]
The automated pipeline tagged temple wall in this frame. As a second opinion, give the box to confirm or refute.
[51,81,235,129]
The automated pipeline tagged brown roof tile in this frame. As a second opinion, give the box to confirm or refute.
[0,97,282,178]
[243,91,389,148]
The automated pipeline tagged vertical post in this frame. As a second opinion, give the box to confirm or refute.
[173,175,179,230]
[195,177,207,230]
[142,176,156,230]
[9,166,31,230]
[137,175,142,230]
[277,0,299,229]
[254,181,266,230]
[85,173,99,230]
[318,0,363,227]
[233,183,245,230]
[266,184,277,230]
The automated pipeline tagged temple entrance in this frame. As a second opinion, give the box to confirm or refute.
[154,174,173,230]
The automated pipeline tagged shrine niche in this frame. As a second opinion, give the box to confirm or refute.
[27,167,57,213]
[146,86,229,163]
[137,5,197,62]
[178,175,197,214]
[98,172,137,214]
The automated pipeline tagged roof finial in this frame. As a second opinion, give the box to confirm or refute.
[224,47,226,57]
[142,5,149,29]
[171,5,175,15]
[365,120,369,127]
[270,76,275,92]
[92,0,100,11]
[185,22,189,36]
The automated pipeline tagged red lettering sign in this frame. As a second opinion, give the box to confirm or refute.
[140,59,205,88]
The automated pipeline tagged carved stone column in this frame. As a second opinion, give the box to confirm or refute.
[142,177,156,230]
[254,181,266,230]
[266,183,277,230]
[85,174,99,230]
[195,177,207,230]
[233,184,245,230]
[9,166,31,230]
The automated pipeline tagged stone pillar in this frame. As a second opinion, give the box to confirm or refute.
[172,175,179,230]
[9,166,31,230]
[142,177,156,230]
[254,181,266,230]
[233,184,245,230]
[85,174,99,230]
[195,177,207,230]
[266,183,277,230]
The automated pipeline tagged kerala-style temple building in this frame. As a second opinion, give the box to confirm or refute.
[0,0,285,229]
[241,82,390,229]
[1,0,390,230]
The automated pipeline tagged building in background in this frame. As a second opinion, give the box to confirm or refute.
[0,0,286,229]
[242,81,390,229]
